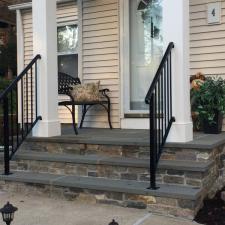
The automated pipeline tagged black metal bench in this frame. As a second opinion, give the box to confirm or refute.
[58,72,112,134]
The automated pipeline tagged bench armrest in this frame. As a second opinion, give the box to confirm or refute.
[99,88,110,101]
[99,88,109,94]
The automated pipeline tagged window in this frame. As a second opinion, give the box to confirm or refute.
[57,25,78,77]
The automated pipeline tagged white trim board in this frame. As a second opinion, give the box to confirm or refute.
[120,0,131,115]
[121,118,149,129]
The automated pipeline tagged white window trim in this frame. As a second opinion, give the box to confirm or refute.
[58,52,78,56]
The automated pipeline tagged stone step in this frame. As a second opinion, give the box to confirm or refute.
[21,137,216,163]
[0,151,213,188]
[21,138,150,159]
[0,171,202,219]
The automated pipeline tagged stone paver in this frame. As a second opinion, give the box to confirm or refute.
[0,191,201,225]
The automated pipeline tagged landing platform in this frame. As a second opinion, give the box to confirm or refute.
[28,125,225,150]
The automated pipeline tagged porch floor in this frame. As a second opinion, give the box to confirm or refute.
[60,126,149,146]
[36,125,225,149]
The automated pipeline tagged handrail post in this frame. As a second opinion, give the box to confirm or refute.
[145,43,175,190]
[0,55,42,176]
[3,97,10,175]
[149,94,157,189]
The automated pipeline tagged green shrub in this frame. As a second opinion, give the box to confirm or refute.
[192,77,225,124]
[0,77,11,93]
[0,77,17,115]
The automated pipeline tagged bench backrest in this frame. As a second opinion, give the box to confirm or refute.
[58,72,81,95]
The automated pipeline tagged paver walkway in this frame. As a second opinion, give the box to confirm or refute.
[0,191,201,225]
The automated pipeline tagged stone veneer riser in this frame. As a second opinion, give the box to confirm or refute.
[0,180,202,219]
[0,158,216,189]
[20,141,225,195]
[21,141,219,162]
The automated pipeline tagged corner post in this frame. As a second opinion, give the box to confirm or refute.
[163,0,193,142]
[32,0,61,137]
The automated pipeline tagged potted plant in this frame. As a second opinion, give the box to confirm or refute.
[190,72,206,131]
[192,77,225,134]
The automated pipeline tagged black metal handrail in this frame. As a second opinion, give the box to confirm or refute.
[145,42,175,189]
[0,54,42,175]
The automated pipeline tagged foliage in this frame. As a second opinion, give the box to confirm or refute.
[0,28,17,77]
[191,77,225,124]
[0,77,17,145]
[0,77,16,115]
[0,77,11,92]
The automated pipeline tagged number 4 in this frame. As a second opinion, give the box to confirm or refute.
[212,8,216,17]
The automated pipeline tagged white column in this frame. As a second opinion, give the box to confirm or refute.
[32,0,61,137]
[16,10,24,124]
[16,10,24,74]
[163,0,193,142]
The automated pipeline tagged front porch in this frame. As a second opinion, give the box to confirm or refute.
[1,0,224,220]
[19,0,192,143]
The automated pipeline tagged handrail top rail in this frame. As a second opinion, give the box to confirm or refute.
[0,54,41,100]
[145,42,174,104]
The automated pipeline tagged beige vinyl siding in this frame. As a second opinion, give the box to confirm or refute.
[190,0,225,130]
[21,1,78,124]
[190,0,225,76]
[81,0,120,128]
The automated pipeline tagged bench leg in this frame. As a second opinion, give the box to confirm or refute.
[72,104,78,135]
[80,105,87,129]
[107,101,113,129]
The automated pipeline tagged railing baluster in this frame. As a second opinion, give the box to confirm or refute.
[3,97,10,175]
[35,61,38,119]
[161,69,164,146]
[157,80,160,157]
[31,67,33,124]
[169,52,172,119]
[21,76,24,139]
[155,84,158,159]
[166,58,169,129]
[16,84,19,148]
[163,60,168,134]
[10,90,14,153]
[26,72,29,134]
[149,94,157,189]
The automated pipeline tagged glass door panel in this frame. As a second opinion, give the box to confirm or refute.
[130,0,163,110]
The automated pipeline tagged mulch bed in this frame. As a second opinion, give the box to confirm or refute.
[194,187,225,225]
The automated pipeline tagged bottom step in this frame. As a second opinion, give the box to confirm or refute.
[0,171,202,219]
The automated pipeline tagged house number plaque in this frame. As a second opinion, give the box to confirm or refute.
[207,2,221,24]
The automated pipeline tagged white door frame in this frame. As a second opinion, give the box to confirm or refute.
[119,0,193,140]
[120,0,150,116]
